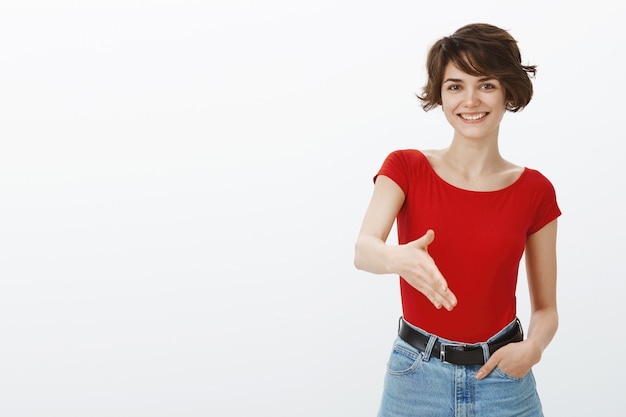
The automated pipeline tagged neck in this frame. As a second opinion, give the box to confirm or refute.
[444,137,504,178]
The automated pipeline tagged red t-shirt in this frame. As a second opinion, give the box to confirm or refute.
[375,149,561,343]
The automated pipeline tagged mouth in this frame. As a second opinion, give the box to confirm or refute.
[458,112,488,121]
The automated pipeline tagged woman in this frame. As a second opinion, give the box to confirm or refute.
[354,23,560,416]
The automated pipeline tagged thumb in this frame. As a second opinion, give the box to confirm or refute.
[413,229,435,249]
[475,356,498,380]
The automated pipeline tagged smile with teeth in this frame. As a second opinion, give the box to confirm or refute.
[459,112,487,121]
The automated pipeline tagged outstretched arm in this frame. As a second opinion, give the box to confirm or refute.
[354,175,457,311]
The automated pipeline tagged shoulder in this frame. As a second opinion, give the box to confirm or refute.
[521,168,558,190]
[385,148,426,161]
[518,168,560,211]
[376,149,430,190]
[380,149,428,171]
[383,148,433,169]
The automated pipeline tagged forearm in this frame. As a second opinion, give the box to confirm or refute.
[353,235,395,274]
[525,306,559,362]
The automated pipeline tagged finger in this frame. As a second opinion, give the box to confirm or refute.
[420,263,457,310]
[412,229,435,249]
[430,288,458,311]
[419,278,457,310]
[439,286,458,310]
[475,355,499,380]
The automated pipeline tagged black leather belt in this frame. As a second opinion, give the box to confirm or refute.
[398,318,523,366]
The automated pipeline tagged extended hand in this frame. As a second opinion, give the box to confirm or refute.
[395,229,457,311]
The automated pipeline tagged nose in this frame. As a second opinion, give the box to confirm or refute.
[463,89,480,107]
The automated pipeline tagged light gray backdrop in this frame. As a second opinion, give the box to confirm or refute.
[1,1,623,416]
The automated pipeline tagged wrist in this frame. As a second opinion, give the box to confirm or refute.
[522,338,543,366]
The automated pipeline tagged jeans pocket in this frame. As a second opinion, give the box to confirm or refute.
[493,366,527,381]
[386,342,422,376]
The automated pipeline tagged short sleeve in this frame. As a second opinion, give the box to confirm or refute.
[373,150,411,195]
[527,170,562,235]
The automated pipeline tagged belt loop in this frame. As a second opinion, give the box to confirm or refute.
[480,342,490,363]
[422,335,437,362]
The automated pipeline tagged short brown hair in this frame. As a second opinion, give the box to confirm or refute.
[418,23,536,112]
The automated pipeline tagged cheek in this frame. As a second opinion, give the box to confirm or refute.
[441,95,458,113]
[442,108,458,125]
[440,94,452,109]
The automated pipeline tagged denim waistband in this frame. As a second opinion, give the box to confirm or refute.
[399,317,523,363]
[401,317,521,345]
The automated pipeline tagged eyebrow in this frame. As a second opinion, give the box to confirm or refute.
[443,77,495,84]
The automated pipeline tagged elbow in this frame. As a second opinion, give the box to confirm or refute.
[354,235,390,274]
[354,237,371,271]
[353,241,364,271]
[554,309,559,331]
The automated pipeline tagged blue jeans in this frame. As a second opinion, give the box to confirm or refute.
[378,318,543,417]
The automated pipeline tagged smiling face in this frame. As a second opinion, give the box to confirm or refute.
[440,62,507,142]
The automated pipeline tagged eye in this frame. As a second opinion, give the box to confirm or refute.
[447,84,461,91]
[480,83,496,90]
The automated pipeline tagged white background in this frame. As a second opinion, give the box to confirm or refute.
[1,1,624,416]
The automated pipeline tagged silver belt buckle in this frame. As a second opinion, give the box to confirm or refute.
[439,343,447,362]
